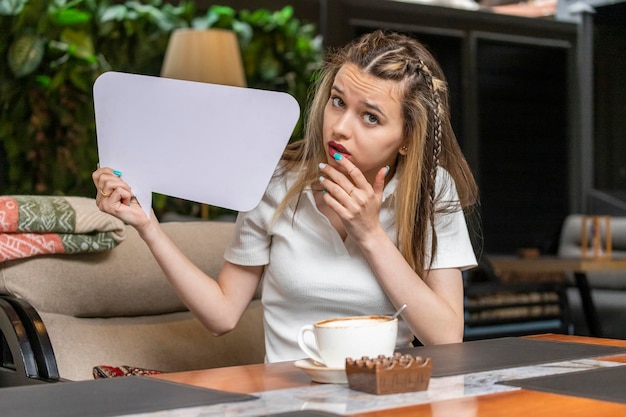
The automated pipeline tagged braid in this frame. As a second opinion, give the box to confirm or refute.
[431,80,443,197]
[415,58,444,268]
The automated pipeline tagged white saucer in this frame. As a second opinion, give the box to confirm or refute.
[294,359,348,384]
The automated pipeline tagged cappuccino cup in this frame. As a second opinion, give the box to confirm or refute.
[297,315,398,368]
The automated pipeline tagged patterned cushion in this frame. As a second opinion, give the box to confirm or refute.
[92,365,164,379]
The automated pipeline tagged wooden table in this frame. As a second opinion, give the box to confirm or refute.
[488,256,626,337]
[156,334,626,417]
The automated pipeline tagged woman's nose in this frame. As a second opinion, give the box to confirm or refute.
[332,112,353,138]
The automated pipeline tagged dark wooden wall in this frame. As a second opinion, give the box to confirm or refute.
[325,0,578,254]
[200,1,621,254]
[593,2,626,206]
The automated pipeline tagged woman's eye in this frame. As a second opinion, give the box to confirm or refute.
[331,96,345,107]
[363,113,379,125]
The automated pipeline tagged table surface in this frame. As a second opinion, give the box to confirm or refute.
[153,334,626,417]
[489,255,626,274]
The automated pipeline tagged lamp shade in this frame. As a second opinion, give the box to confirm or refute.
[161,28,246,87]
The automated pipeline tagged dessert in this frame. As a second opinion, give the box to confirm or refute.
[345,353,432,395]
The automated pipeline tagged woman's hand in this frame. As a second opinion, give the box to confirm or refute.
[92,167,151,230]
[318,154,389,244]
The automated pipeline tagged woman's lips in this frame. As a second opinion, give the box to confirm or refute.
[328,141,350,158]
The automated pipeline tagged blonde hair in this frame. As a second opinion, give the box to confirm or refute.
[276,30,478,277]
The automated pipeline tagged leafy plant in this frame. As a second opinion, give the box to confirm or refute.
[0,1,322,217]
[193,5,323,138]
[0,0,194,199]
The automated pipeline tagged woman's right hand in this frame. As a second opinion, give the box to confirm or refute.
[92,167,152,230]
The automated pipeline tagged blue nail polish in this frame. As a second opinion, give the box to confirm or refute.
[385,165,390,176]
[113,170,122,177]
[323,189,327,194]
[333,153,342,161]
[318,162,326,169]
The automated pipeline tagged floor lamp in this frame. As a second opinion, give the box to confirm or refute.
[161,28,247,219]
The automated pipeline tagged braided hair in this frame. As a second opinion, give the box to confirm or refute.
[278,30,478,277]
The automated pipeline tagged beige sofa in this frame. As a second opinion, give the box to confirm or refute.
[0,221,265,385]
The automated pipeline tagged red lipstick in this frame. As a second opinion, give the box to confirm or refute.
[328,141,350,158]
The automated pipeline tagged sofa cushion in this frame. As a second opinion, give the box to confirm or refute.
[40,300,265,381]
[557,214,626,290]
[0,221,236,317]
[558,214,626,257]
[92,365,163,378]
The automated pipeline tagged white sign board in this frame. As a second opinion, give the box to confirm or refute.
[93,71,300,216]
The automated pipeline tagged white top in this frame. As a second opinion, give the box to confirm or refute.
[224,167,476,362]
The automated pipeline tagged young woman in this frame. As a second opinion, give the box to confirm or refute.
[93,30,479,362]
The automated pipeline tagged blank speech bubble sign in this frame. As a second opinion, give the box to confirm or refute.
[93,71,300,217]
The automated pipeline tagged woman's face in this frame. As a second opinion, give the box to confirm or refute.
[322,63,407,183]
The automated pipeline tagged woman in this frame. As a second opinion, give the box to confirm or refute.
[93,30,479,362]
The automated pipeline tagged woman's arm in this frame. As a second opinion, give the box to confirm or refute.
[93,167,263,335]
[318,160,465,345]
[358,234,464,344]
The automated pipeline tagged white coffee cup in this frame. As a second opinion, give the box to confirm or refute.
[297,315,398,368]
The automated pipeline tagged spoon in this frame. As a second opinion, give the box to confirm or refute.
[390,303,407,320]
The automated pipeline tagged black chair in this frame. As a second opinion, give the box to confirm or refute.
[0,295,60,387]
[463,257,573,341]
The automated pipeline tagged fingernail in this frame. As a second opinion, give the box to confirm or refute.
[318,162,326,169]
[385,165,390,176]
[323,189,327,194]
[333,153,342,161]
[113,170,122,177]
[318,176,325,183]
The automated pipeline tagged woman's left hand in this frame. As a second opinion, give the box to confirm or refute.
[318,156,388,243]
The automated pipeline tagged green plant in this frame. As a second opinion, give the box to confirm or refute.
[193,5,323,138]
[1,0,194,198]
[0,1,321,217]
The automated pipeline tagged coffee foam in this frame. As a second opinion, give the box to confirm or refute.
[317,316,391,328]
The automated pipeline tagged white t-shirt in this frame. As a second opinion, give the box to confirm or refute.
[224,167,476,362]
